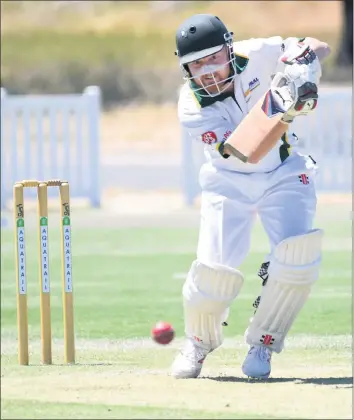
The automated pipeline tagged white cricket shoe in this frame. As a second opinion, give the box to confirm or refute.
[242,345,272,379]
[171,338,211,379]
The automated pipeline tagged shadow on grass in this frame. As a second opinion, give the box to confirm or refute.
[203,376,353,387]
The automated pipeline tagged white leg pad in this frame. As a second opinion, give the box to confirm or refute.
[183,260,244,350]
[245,229,323,353]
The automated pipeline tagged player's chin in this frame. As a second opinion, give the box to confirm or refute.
[204,80,229,94]
[203,83,220,94]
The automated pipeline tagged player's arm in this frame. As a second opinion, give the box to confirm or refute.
[220,38,329,163]
[303,37,331,62]
[178,90,235,155]
[279,37,331,87]
[281,36,331,63]
[277,37,331,120]
[220,73,318,164]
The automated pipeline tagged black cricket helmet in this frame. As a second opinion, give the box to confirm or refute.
[175,14,236,97]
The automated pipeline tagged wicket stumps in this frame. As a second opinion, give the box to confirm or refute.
[14,180,75,366]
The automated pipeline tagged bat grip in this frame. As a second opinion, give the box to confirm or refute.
[216,141,231,159]
[222,143,249,163]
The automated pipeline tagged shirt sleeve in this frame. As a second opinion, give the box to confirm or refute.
[274,36,305,73]
[178,91,235,151]
[256,36,295,75]
[253,36,309,78]
[282,36,305,51]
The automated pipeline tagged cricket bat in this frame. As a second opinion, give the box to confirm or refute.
[223,89,289,164]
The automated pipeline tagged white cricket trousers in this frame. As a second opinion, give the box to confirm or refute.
[197,153,318,268]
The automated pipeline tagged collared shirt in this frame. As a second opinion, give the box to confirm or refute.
[178,36,301,173]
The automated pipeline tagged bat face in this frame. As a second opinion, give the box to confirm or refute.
[223,90,288,164]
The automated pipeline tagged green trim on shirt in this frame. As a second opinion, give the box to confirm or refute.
[279,132,291,162]
[190,53,249,108]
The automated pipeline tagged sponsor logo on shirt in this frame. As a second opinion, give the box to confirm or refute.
[298,174,309,184]
[244,77,260,97]
[222,129,232,142]
[201,131,217,145]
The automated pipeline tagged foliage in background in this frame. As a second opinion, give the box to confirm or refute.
[1,1,348,107]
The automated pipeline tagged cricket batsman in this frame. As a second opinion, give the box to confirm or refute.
[171,14,331,379]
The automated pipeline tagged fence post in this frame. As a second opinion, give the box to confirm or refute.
[1,88,7,210]
[84,86,101,208]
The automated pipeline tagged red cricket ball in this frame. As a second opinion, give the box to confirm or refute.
[151,321,175,345]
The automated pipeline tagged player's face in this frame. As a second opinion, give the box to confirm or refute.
[188,47,231,94]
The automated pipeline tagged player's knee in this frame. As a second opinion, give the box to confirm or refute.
[270,228,323,284]
[183,260,244,313]
[280,200,317,243]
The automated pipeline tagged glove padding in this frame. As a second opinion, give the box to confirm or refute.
[271,71,318,124]
[281,41,319,66]
[280,41,322,86]
[270,42,321,123]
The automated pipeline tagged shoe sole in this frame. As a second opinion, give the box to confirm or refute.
[242,370,271,380]
[171,371,201,379]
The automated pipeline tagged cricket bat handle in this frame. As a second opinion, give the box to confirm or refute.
[222,143,249,163]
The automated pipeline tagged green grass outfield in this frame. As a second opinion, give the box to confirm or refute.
[1,203,352,419]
